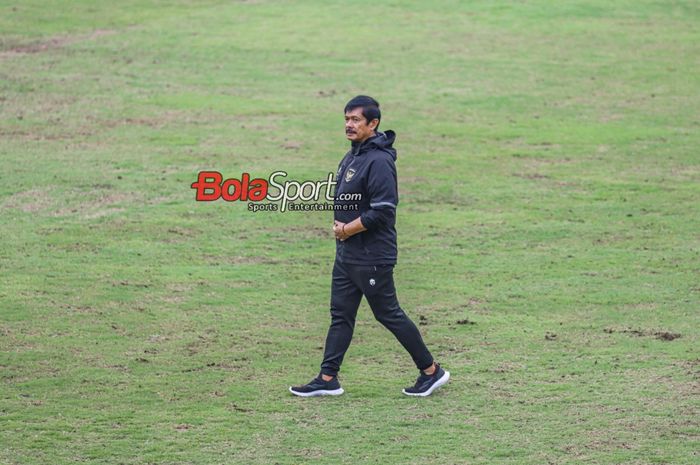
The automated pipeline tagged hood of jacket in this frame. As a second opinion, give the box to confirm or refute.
[350,130,397,160]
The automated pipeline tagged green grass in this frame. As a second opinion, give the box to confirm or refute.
[1,1,698,464]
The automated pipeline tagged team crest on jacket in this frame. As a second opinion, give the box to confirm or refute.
[345,168,356,183]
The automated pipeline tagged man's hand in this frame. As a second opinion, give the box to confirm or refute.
[333,220,349,241]
[333,218,367,241]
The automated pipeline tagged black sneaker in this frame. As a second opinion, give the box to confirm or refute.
[402,363,450,397]
[289,375,344,397]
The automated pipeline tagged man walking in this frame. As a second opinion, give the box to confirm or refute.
[289,96,449,397]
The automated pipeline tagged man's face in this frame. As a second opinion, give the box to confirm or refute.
[345,107,377,143]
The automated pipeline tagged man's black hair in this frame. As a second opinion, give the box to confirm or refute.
[344,95,381,129]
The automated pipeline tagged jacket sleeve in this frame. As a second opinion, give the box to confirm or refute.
[360,155,398,230]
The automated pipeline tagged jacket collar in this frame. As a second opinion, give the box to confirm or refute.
[350,132,379,156]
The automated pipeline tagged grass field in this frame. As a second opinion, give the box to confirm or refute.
[1,1,699,464]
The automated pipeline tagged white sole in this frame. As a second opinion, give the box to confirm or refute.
[289,387,345,397]
[402,370,450,397]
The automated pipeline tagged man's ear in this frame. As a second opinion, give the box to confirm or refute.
[368,118,379,130]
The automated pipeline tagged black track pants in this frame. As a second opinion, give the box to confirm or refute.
[320,259,434,377]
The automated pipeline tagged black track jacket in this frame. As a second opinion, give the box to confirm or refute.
[334,130,399,265]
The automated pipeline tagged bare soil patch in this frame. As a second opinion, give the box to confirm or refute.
[604,327,682,341]
[0,29,115,59]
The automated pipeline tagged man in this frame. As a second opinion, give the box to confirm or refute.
[289,96,450,397]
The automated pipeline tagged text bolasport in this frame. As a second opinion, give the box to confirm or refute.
[190,171,361,212]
